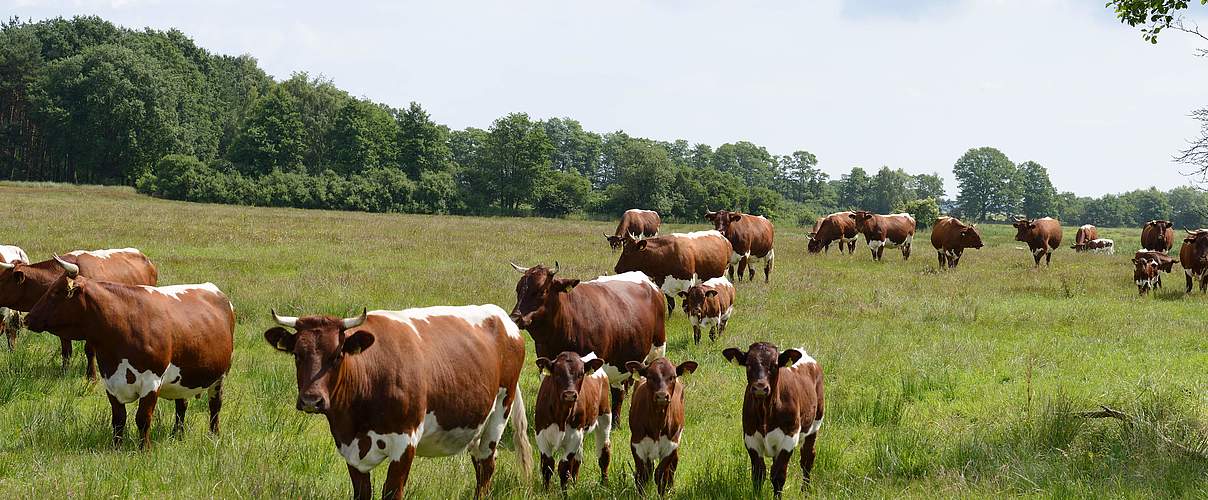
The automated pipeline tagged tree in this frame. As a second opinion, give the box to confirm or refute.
[1085,194,1136,227]
[397,101,451,178]
[1178,108,1208,183]
[279,73,350,171]
[1126,187,1172,223]
[482,112,552,213]
[608,138,676,214]
[713,142,775,188]
[229,83,306,175]
[897,198,941,229]
[1169,186,1208,228]
[952,147,1018,221]
[911,173,945,202]
[869,166,915,214]
[327,98,399,175]
[533,170,592,217]
[1107,0,1207,45]
[542,117,602,181]
[1016,161,1057,218]
[773,150,826,203]
[837,167,873,210]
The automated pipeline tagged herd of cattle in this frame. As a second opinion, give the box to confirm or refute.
[0,208,1203,499]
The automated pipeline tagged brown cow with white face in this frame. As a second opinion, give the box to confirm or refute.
[1142,220,1175,253]
[1180,230,1208,293]
[605,209,661,250]
[807,212,858,254]
[1071,224,1099,251]
[613,231,732,314]
[265,304,531,499]
[0,245,28,350]
[679,277,735,344]
[723,343,824,498]
[625,357,698,496]
[850,211,916,261]
[706,210,775,282]
[24,257,231,450]
[1013,217,1063,267]
[534,352,611,492]
[0,248,157,378]
[930,216,983,269]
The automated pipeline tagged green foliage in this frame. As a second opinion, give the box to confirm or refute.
[414,170,461,215]
[479,112,553,214]
[533,170,592,217]
[1108,0,1208,43]
[896,197,941,229]
[397,102,451,178]
[326,98,399,175]
[953,147,1019,222]
[1017,161,1057,218]
[607,138,676,214]
[228,84,306,175]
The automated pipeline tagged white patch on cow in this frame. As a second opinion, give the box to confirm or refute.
[601,363,628,387]
[157,363,213,399]
[468,387,510,460]
[66,248,140,259]
[868,239,885,251]
[536,424,564,458]
[587,272,660,292]
[103,359,162,404]
[633,435,680,463]
[1035,217,1055,221]
[1081,224,1095,231]
[340,429,420,473]
[729,251,745,266]
[141,283,222,301]
[1032,247,1046,257]
[645,343,667,364]
[0,245,28,264]
[744,428,802,458]
[672,230,724,240]
[372,304,520,339]
[660,274,698,298]
[700,276,732,288]
[626,209,657,215]
[804,417,824,437]
[785,348,815,369]
[414,411,481,457]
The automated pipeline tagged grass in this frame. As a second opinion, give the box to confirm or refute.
[1,182,1207,498]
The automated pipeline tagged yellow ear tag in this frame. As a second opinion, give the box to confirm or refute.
[65,278,77,298]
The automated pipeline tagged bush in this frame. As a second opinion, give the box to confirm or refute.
[533,171,592,217]
[415,170,461,214]
[896,197,941,229]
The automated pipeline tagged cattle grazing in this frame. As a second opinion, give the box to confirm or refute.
[723,343,824,497]
[264,304,531,499]
[1070,224,1099,251]
[534,352,611,492]
[807,212,858,255]
[929,216,983,269]
[510,264,667,428]
[0,248,157,379]
[613,230,732,314]
[1180,229,1208,293]
[1082,238,1115,255]
[1012,217,1063,267]
[1141,220,1176,253]
[1133,257,1161,295]
[679,277,735,344]
[24,256,231,450]
[626,357,698,496]
[605,209,661,250]
[850,211,916,261]
[0,245,29,350]
[705,210,775,282]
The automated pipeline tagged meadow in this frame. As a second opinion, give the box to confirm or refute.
[0,182,1206,499]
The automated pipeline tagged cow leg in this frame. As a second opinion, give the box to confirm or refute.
[717,317,728,340]
[134,392,159,450]
[470,448,496,499]
[1032,249,1042,267]
[595,415,612,483]
[801,432,818,489]
[632,448,651,495]
[665,294,675,316]
[347,465,372,500]
[59,338,72,373]
[848,240,855,254]
[937,251,945,269]
[382,445,417,500]
[747,448,766,495]
[2,310,16,350]
[108,393,127,447]
[1187,272,1194,293]
[727,265,735,281]
[557,455,574,492]
[540,453,555,490]
[902,243,911,260]
[953,249,963,268]
[172,399,187,437]
[1045,248,1053,266]
[708,325,717,342]
[770,450,792,498]
[610,387,625,430]
[693,325,702,345]
[656,448,680,496]
[84,342,97,382]
[208,376,224,434]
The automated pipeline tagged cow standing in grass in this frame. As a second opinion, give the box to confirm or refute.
[706,210,775,282]
[1142,220,1175,253]
[929,216,983,269]
[1071,224,1099,252]
[679,277,735,344]
[605,209,661,250]
[807,212,858,254]
[1180,230,1208,293]
[534,352,611,492]
[613,230,732,314]
[626,357,697,496]
[851,211,916,261]
[1013,217,1063,267]
[0,245,29,350]
[1133,251,1175,294]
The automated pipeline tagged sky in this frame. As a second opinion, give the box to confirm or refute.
[7,0,1208,197]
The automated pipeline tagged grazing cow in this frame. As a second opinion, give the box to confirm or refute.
[534,352,611,492]
[1141,220,1176,253]
[625,357,698,496]
[705,210,775,282]
[1070,224,1099,251]
[1133,257,1162,295]
[24,257,231,450]
[605,209,661,250]
[1136,250,1176,273]
[0,245,29,350]
[1180,229,1208,293]
[850,211,916,261]
[679,277,735,344]
[1012,217,1063,267]
[264,305,531,500]
[929,216,984,269]
[723,343,824,498]
[510,265,666,428]
[0,248,157,378]
[807,212,858,255]
[613,230,732,314]
[1082,239,1115,255]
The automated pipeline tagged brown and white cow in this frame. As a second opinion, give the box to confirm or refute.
[605,209,661,250]
[929,216,983,269]
[24,257,231,450]
[534,352,611,492]
[1180,230,1208,293]
[510,265,667,427]
[1082,239,1115,255]
[1133,257,1162,295]
[625,357,698,496]
[723,343,824,497]
[0,245,29,350]
[1013,217,1063,267]
[0,248,158,379]
[1071,224,1099,251]
[807,212,858,255]
[850,211,916,261]
[264,305,531,500]
[679,277,735,344]
[706,210,775,282]
[613,230,732,314]
[1142,220,1176,253]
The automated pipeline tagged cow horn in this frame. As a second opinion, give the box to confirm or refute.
[510,262,529,273]
[0,262,12,270]
[271,309,298,328]
[550,261,560,276]
[342,308,368,330]
[52,255,79,278]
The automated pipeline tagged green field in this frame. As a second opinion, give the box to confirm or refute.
[0,182,1206,499]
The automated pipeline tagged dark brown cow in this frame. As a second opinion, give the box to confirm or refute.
[510,265,667,428]
[1133,257,1161,295]
[0,245,29,350]
[534,352,611,492]
[613,230,732,314]
[706,210,775,282]
[929,216,984,269]
[625,357,698,496]
[1180,229,1208,293]
[24,257,231,450]
[679,277,735,344]
[264,305,531,500]
[1141,220,1175,253]
[1071,224,1099,251]
[723,343,824,498]
[807,212,858,254]
[605,209,661,250]
[1012,217,1063,267]
[0,248,158,379]
[850,211,916,261]
[1136,250,1176,273]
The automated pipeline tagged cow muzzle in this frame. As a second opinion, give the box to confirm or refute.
[561,390,579,403]
[654,391,671,406]
[749,382,770,398]
[297,395,327,414]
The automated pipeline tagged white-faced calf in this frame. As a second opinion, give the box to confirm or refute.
[535,352,612,492]
[626,357,697,496]
[679,277,735,344]
[1133,257,1161,295]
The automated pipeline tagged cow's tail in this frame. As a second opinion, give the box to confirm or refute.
[510,383,533,479]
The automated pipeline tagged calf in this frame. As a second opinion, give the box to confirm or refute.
[614,230,731,314]
[534,352,611,492]
[1071,224,1099,251]
[1133,257,1161,295]
[606,209,661,250]
[723,343,824,497]
[1180,229,1208,293]
[0,245,28,350]
[706,210,775,282]
[625,357,698,496]
[807,212,858,254]
[679,277,735,344]
[1142,220,1175,253]
[1012,217,1063,267]
[929,216,983,269]
[850,211,916,261]
[1083,238,1114,255]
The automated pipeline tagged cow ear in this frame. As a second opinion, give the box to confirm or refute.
[625,360,647,376]
[722,348,747,366]
[705,290,719,298]
[778,349,803,368]
[584,358,605,374]
[847,213,857,220]
[677,291,687,298]
[535,357,553,376]
[342,331,375,355]
[729,213,741,222]
[11,270,24,284]
[676,361,699,377]
[264,327,296,353]
[558,279,580,293]
[636,240,648,251]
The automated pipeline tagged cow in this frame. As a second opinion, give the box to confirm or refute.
[24,256,231,450]
[625,357,698,496]
[605,209,661,250]
[1082,238,1115,255]
[723,343,824,498]
[613,230,732,314]
[0,245,29,350]
[1180,229,1208,293]
[1012,217,1063,267]
[706,210,775,282]
[1070,224,1099,251]
[929,216,984,269]
[534,352,611,492]
[1136,250,1176,273]
[850,211,916,261]
[679,277,735,344]
[1133,257,1161,295]
[0,248,157,379]
[807,212,858,255]
[1141,220,1176,253]
[264,304,531,500]
[510,265,667,429]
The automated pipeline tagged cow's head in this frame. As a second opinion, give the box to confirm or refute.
[0,259,50,309]
[626,357,697,407]
[535,352,604,405]
[679,284,719,318]
[958,223,984,249]
[849,211,875,231]
[614,235,650,275]
[723,342,801,399]
[705,210,742,234]
[24,256,87,333]
[509,262,579,329]
[1186,230,1208,261]
[604,233,625,251]
[264,309,372,414]
[1012,217,1034,242]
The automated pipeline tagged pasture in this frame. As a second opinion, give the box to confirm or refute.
[1,182,1206,498]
